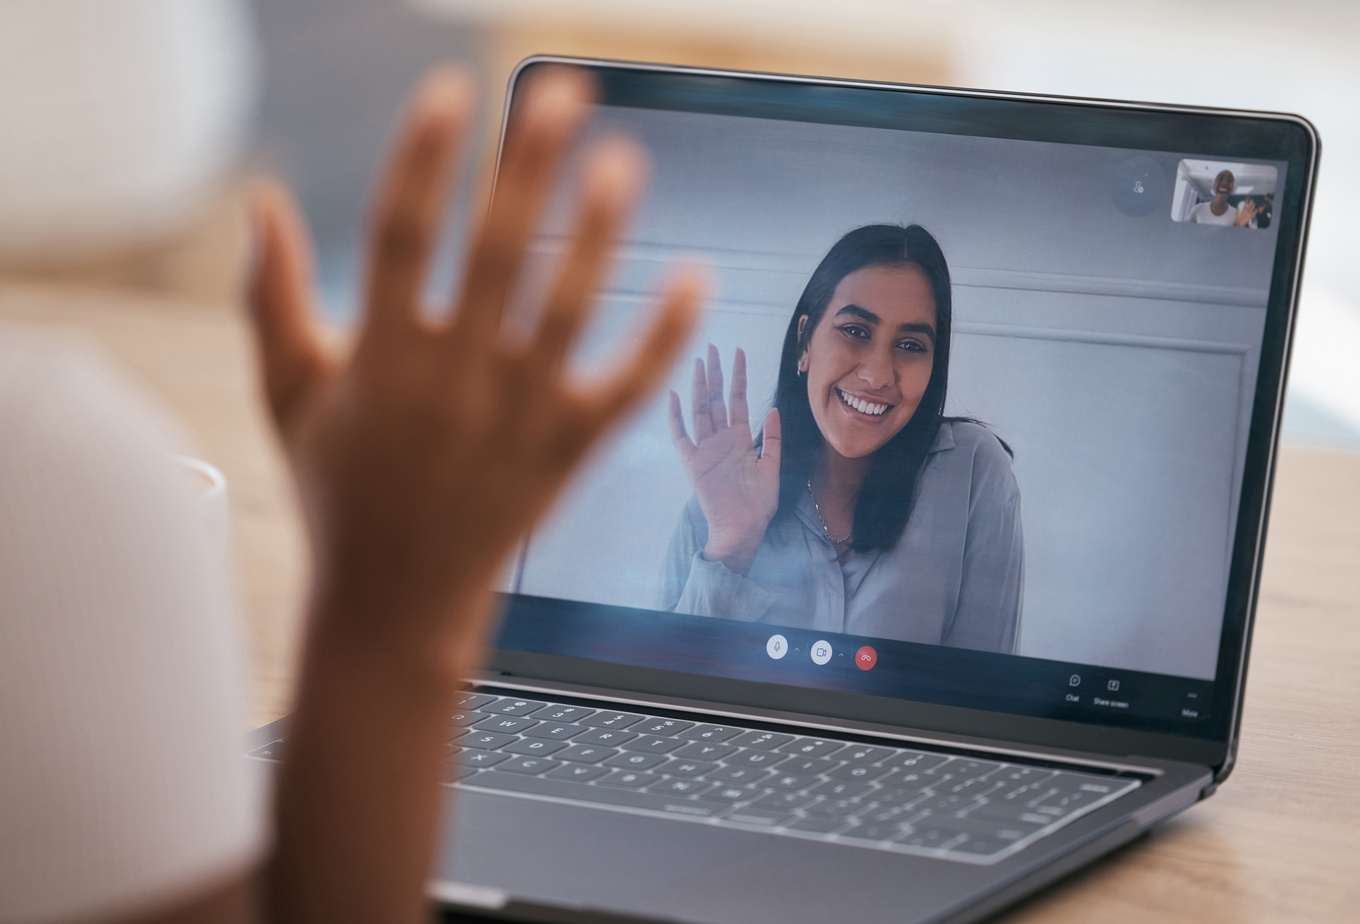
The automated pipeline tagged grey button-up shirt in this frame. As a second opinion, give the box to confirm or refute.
[657,420,1023,654]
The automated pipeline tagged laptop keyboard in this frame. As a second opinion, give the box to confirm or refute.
[249,690,1141,865]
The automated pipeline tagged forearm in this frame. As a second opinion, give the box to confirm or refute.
[267,585,489,924]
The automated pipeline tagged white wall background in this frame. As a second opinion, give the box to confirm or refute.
[506,107,1278,680]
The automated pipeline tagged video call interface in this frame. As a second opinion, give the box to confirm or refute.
[492,91,1290,737]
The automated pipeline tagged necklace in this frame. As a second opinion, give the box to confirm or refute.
[807,479,853,547]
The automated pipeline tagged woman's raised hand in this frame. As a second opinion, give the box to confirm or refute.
[247,66,703,663]
[668,345,781,575]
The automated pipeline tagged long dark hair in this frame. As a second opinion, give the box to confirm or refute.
[770,224,953,552]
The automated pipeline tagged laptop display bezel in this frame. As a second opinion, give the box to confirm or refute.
[485,57,1319,776]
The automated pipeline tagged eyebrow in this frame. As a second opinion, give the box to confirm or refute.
[833,304,937,344]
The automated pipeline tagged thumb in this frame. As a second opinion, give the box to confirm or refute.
[759,408,782,472]
[247,181,331,435]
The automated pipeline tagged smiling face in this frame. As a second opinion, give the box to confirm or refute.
[799,263,938,461]
[1213,170,1236,197]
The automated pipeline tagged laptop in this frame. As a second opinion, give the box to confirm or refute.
[248,57,1317,924]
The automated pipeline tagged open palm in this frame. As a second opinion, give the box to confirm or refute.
[668,345,781,574]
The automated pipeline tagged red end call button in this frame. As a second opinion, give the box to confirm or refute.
[855,646,877,670]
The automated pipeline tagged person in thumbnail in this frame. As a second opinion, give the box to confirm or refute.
[1188,169,1258,227]
[658,224,1022,653]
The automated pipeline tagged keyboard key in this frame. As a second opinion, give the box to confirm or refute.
[885,771,931,791]
[454,692,496,710]
[826,763,892,784]
[546,763,609,782]
[706,785,762,804]
[469,770,730,817]
[621,735,685,754]
[674,742,738,761]
[459,750,511,768]
[753,791,815,811]
[872,787,931,809]
[498,756,560,776]
[863,803,920,825]
[778,757,839,776]
[580,711,645,729]
[812,780,872,798]
[803,796,868,819]
[659,759,719,778]
[451,710,489,727]
[600,770,660,789]
[484,699,547,717]
[708,766,773,785]
[476,715,539,734]
[788,814,846,833]
[779,738,846,758]
[732,730,795,751]
[929,758,1002,782]
[647,777,714,797]
[836,745,894,765]
[458,730,517,751]
[900,824,968,850]
[945,777,998,799]
[635,718,696,736]
[533,705,596,724]
[767,773,819,792]
[1030,787,1113,816]
[962,802,1052,827]
[604,751,668,771]
[573,728,639,747]
[556,745,619,764]
[991,766,1057,787]
[724,807,793,827]
[726,750,786,769]
[919,793,981,815]
[504,738,569,757]
[882,751,949,773]
[678,724,743,743]
[522,722,585,741]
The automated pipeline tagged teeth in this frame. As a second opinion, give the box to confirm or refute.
[839,389,888,416]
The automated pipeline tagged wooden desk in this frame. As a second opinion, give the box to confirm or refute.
[2,281,1356,922]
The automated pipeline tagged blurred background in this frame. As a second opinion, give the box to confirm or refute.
[0,0,1356,723]
[3,0,1357,448]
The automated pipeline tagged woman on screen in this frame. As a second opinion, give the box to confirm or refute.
[658,224,1022,653]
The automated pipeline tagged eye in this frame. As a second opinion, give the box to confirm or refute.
[896,339,928,353]
[837,323,871,341]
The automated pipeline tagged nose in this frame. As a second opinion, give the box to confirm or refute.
[856,346,895,391]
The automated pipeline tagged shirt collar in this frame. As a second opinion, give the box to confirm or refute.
[928,420,955,454]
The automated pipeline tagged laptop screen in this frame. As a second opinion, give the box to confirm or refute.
[490,64,1312,742]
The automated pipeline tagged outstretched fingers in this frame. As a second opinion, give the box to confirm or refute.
[758,408,782,471]
[247,181,332,435]
[529,137,648,376]
[668,390,695,461]
[452,66,592,352]
[729,347,750,433]
[691,356,713,441]
[705,343,727,431]
[361,67,475,352]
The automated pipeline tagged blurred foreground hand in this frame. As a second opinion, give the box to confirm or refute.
[248,65,703,664]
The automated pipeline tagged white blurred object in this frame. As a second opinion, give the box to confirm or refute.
[1290,287,1360,432]
[0,0,257,263]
